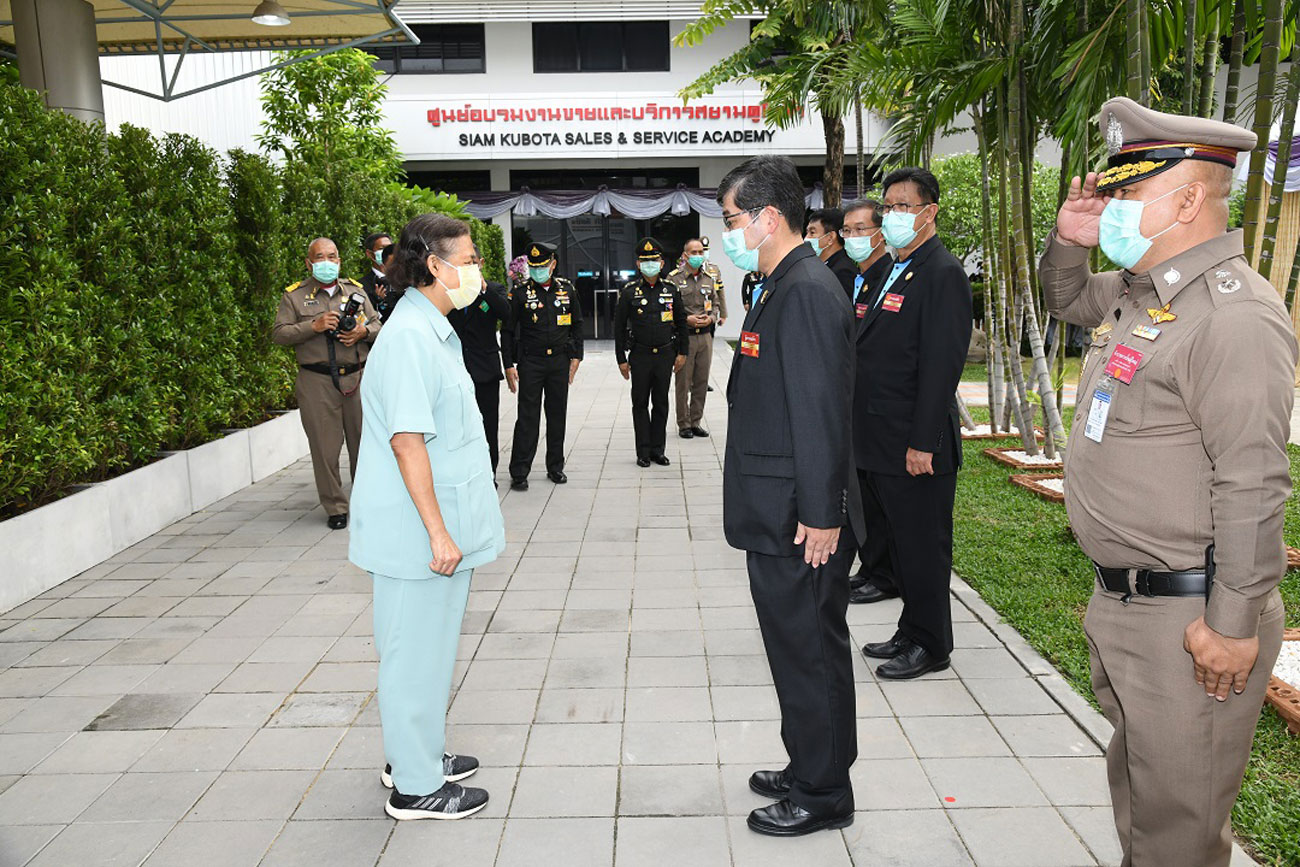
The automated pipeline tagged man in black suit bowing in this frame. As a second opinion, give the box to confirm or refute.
[855,167,972,680]
[718,156,861,837]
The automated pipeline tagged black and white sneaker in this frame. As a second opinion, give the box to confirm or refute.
[381,753,480,789]
[385,782,489,821]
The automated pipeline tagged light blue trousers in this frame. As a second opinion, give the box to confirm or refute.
[372,570,471,796]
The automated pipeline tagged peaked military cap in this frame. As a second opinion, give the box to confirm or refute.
[1096,96,1258,192]
[636,237,665,260]
[526,242,556,266]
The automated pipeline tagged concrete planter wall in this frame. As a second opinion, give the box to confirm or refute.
[1,410,309,614]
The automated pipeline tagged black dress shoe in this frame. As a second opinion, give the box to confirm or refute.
[748,768,792,799]
[849,571,870,590]
[690,426,710,437]
[679,428,694,439]
[547,471,567,484]
[327,513,348,530]
[707,385,714,392]
[510,478,529,491]
[747,800,853,837]
[849,583,900,605]
[651,454,671,466]
[637,457,651,467]
[875,642,950,680]
[861,635,912,660]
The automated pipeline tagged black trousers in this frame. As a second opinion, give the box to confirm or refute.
[747,531,858,817]
[473,377,500,472]
[856,467,897,592]
[509,354,569,480]
[862,470,957,658]
[629,346,674,460]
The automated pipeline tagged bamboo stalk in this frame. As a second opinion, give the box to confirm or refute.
[975,104,1004,432]
[1198,9,1221,117]
[997,86,1037,454]
[1126,0,1145,103]
[1242,0,1285,258]
[1258,41,1300,283]
[1184,0,1198,114]
[1223,0,1247,122]
[854,88,865,196]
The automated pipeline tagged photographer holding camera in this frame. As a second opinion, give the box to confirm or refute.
[273,237,381,529]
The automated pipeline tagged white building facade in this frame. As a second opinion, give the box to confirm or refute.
[101,4,889,340]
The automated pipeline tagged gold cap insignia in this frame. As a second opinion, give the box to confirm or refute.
[531,246,540,256]
[1106,112,1124,157]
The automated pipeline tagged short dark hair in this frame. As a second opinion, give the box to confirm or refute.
[882,167,940,205]
[716,155,806,233]
[363,231,391,252]
[842,198,884,228]
[806,207,844,235]
[387,214,470,289]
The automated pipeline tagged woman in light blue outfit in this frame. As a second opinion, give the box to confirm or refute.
[348,213,506,821]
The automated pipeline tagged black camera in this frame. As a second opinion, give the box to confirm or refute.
[328,293,366,339]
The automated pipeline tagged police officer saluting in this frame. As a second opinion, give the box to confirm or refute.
[1043,98,1295,867]
[502,242,583,490]
[615,238,688,467]
[272,237,380,528]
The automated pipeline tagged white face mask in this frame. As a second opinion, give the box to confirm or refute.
[436,256,483,309]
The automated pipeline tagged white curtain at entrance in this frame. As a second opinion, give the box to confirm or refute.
[463,184,725,221]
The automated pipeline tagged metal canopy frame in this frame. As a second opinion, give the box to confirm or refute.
[0,0,419,102]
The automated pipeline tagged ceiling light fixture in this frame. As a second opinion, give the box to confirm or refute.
[251,0,291,26]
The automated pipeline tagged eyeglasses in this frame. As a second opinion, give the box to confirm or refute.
[840,226,881,238]
[720,207,761,230]
[878,202,932,215]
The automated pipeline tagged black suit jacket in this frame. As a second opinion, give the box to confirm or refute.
[824,248,859,299]
[853,235,972,476]
[447,281,510,383]
[724,244,865,557]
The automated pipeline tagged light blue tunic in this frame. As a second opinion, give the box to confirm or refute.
[348,289,506,579]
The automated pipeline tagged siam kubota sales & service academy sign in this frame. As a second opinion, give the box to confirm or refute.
[386,92,853,160]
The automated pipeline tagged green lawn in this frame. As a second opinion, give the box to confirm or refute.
[961,356,1082,388]
[954,407,1300,866]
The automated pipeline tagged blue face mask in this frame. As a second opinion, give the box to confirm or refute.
[374,247,386,266]
[529,265,552,284]
[722,210,770,273]
[639,261,662,279]
[843,233,877,262]
[311,261,340,284]
[1098,184,1188,270]
[881,209,927,249]
[686,254,705,270]
[805,235,824,253]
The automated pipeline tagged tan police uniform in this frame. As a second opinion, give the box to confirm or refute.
[272,275,380,518]
[668,260,726,433]
[1040,97,1296,867]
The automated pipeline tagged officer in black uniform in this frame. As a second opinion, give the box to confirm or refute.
[447,245,512,480]
[741,271,766,312]
[360,232,403,322]
[615,238,688,467]
[501,242,584,490]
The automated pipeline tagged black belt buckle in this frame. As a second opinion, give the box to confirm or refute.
[1133,571,1152,597]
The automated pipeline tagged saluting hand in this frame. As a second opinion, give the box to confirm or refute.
[619,362,630,381]
[795,523,839,568]
[505,367,518,394]
[1056,173,1108,248]
[1184,616,1261,702]
[428,526,463,577]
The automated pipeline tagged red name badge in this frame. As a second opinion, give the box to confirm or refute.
[1103,344,1144,384]
[740,331,760,357]
[882,293,905,313]
[855,303,868,319]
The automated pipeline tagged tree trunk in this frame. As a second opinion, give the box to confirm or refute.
[1258,41,1300,282]
[854,89,865,197]
[1126,0,1145,103]
[1183,0,1198,114]
[956,391,978,431]
[1197,12,1221,117]
[1007,0,1068,457]
[1243,0,1284,258]
[1223,0,1247,122]
[975,104,1004,431]
[821,108,845,208]
[997,91,1037,453]
[1138,1,1152,106]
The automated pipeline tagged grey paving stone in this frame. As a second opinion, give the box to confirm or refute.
[474,633,555,660]
[2,695,115,733]
[45,663,156,696]
[79,769,219,822]
[297,662,377,693]
[459,658,549,692]
[26,820,174,867]
[627,656,709,689]
[1058,805,1123,867]
[143,819,283,867]
[704,655,772,687]
[964,677,1064,716]
[714,720,787,766]
[497,817,614,867]
[95,637,194,666]
[33,729,165,774]
[544,656,627,690]
[13,638,116,668]
[245,636,334,664]
[230,726,345,770]
[949,806,1096,866]
[618,764,724,816]
[621,721,718,766]
[448,689,539,725]
[294,768,386,819]
[879,679,982,717]
[899,715,1013,758]
[0,666,80,698]
[1024,758,1113,807]
[525,722,622,766]
[131,727,255,772]
[0,773,117,824]
[710,685,780,721]
[188,769,316,821]
[991,715,1101,757]
[855,716,915,760]
[534,688,624,724]
[851,757,941,810]
[844,809,973,867]
[379,817,505,866]
[728,814,854,864]
[0,824,63,867]
[921,758,1050,808]
[216,661,314,694]
[614,817,730,867]
[268,692,369,728]
[174,691,286,729]
[0,733,70,775]
[129,663,237,695]
[623,687,712,722]
[628,630,705,658]
[511,766,618,817]
[260,818,392,867]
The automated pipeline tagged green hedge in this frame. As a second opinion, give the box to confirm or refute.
[0,82,504,517]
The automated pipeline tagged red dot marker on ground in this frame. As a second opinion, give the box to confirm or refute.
[944,796,957,803]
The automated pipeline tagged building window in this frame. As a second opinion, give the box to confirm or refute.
[367,23,485,74]
[532,21,669,73]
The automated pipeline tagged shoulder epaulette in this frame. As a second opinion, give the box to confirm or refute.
[283,280,303,293]
[667,268,684,278]
[342,276,362,287]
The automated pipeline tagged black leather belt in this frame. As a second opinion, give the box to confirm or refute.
[301,361,364,376]
[689,326,713,335]
[1093,563,1209,598]
[632,341,676,354]
[523,347,566,358]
